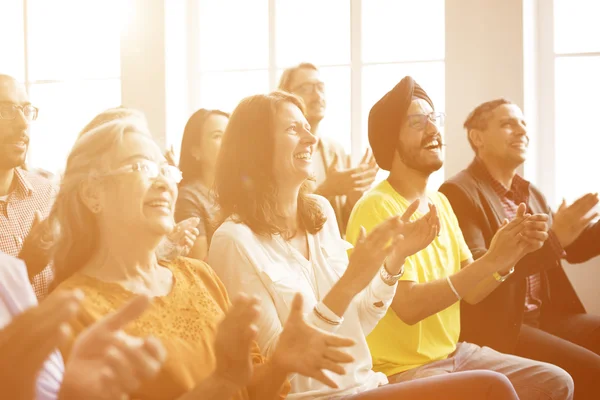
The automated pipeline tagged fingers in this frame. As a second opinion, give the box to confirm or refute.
[104,346,141,393]
[288,293,304,322]
[516,203,527,218]
[401,199,420,222]
[142,336,167,365]
[31,210,43,230]
[356,226,366,245]
[309,370,339,389]
[320,359,346,376]
[368,216,403,245]
[111,332,164,381]
[520,230,549,242]
[323,348,355,363]
[99,295,151,332]
[359,148,370,165]
[327,153,340,172]
[571,193,599,214]
[22,290,83,352]
[324,333,355,348]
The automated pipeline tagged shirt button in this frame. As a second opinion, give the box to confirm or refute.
[15,236,23,246]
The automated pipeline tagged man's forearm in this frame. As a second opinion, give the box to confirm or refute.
[391,253,508,325]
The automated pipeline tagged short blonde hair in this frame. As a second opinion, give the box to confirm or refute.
[51,114,152,288]
[77,106,147,139]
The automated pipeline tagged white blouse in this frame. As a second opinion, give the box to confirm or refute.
[208,195,396,399]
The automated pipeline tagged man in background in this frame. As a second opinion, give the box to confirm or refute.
[440,98,600,400]
[279,63,378,234]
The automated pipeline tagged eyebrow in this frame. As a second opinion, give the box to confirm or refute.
[118,154,152,165]
[0,101,32,106]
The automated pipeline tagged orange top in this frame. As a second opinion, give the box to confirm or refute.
[55,257,286,400]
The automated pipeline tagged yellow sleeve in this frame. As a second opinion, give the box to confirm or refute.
[346,194,401,246]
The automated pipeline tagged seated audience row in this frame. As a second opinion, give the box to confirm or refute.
[1,62,599,400]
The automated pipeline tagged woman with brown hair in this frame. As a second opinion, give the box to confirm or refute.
[208,91,521,399]
[174,108,230,260]
[47,112,356,399]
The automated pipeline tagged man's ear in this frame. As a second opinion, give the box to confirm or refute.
[468,129,484,152]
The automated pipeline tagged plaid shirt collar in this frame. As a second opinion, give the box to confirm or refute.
[473,157,530,204]
[10,168,35,200]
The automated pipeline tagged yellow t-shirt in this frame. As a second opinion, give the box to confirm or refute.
[346,180,472,377]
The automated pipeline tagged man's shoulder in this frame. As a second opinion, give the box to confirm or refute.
[17,167,57,194]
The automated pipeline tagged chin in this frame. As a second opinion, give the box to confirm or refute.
[147,218,175,236]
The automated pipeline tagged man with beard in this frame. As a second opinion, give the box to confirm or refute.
[440,98,600,399]
[0,74,56,298]
[279,63,378,235]
[346,76,575,400]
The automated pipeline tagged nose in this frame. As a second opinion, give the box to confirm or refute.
[13,109,29,130]
[302,127,318,147]
[514,123,527,137]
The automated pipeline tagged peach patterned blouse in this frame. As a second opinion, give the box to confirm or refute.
[54,257,286,400]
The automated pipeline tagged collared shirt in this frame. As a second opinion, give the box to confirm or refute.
[208,195,395,399]
[0,168,57,299]
[472,159,564,320]
[0,252,64,399]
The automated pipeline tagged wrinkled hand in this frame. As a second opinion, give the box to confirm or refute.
[552,193,599,248]
[386,199,440,273]
[60,295,166,400]
[213,294,260,390]
[320,150,378,198]
[272,294,355,388]
[488,203,549,267]
[0,290,82,400]
[156,217,200,261]
[18,210,53,280]
[343,216,404,294]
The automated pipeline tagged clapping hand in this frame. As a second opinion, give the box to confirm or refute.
[19,210,53,280]
[342,216,405,293]
[385,199,440,273]
[213,294,261,391]
[60,295,166,400]
[0,290,82,400]
[156,217,200,261]
[489,203,549,267]
[552,193,599,248]
[272,294,355,388]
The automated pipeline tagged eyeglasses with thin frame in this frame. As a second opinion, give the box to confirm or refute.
[104,160,183,184]
[406,112,445,130]
[291,81,325,96]
[0,104,39,121]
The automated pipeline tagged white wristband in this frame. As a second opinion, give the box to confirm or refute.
[446,276,461,301]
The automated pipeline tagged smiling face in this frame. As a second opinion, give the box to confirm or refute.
[190,113,229,171]
[470,103,529,168]
[91,132,179,238]
[0,77,31,170]
[271,101,318,188]
[394,98,444,176]
[288,67,326,127]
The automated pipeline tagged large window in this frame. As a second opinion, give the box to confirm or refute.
[194,0,445,187]
[553,0,600,203]
[1,0,124,174]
